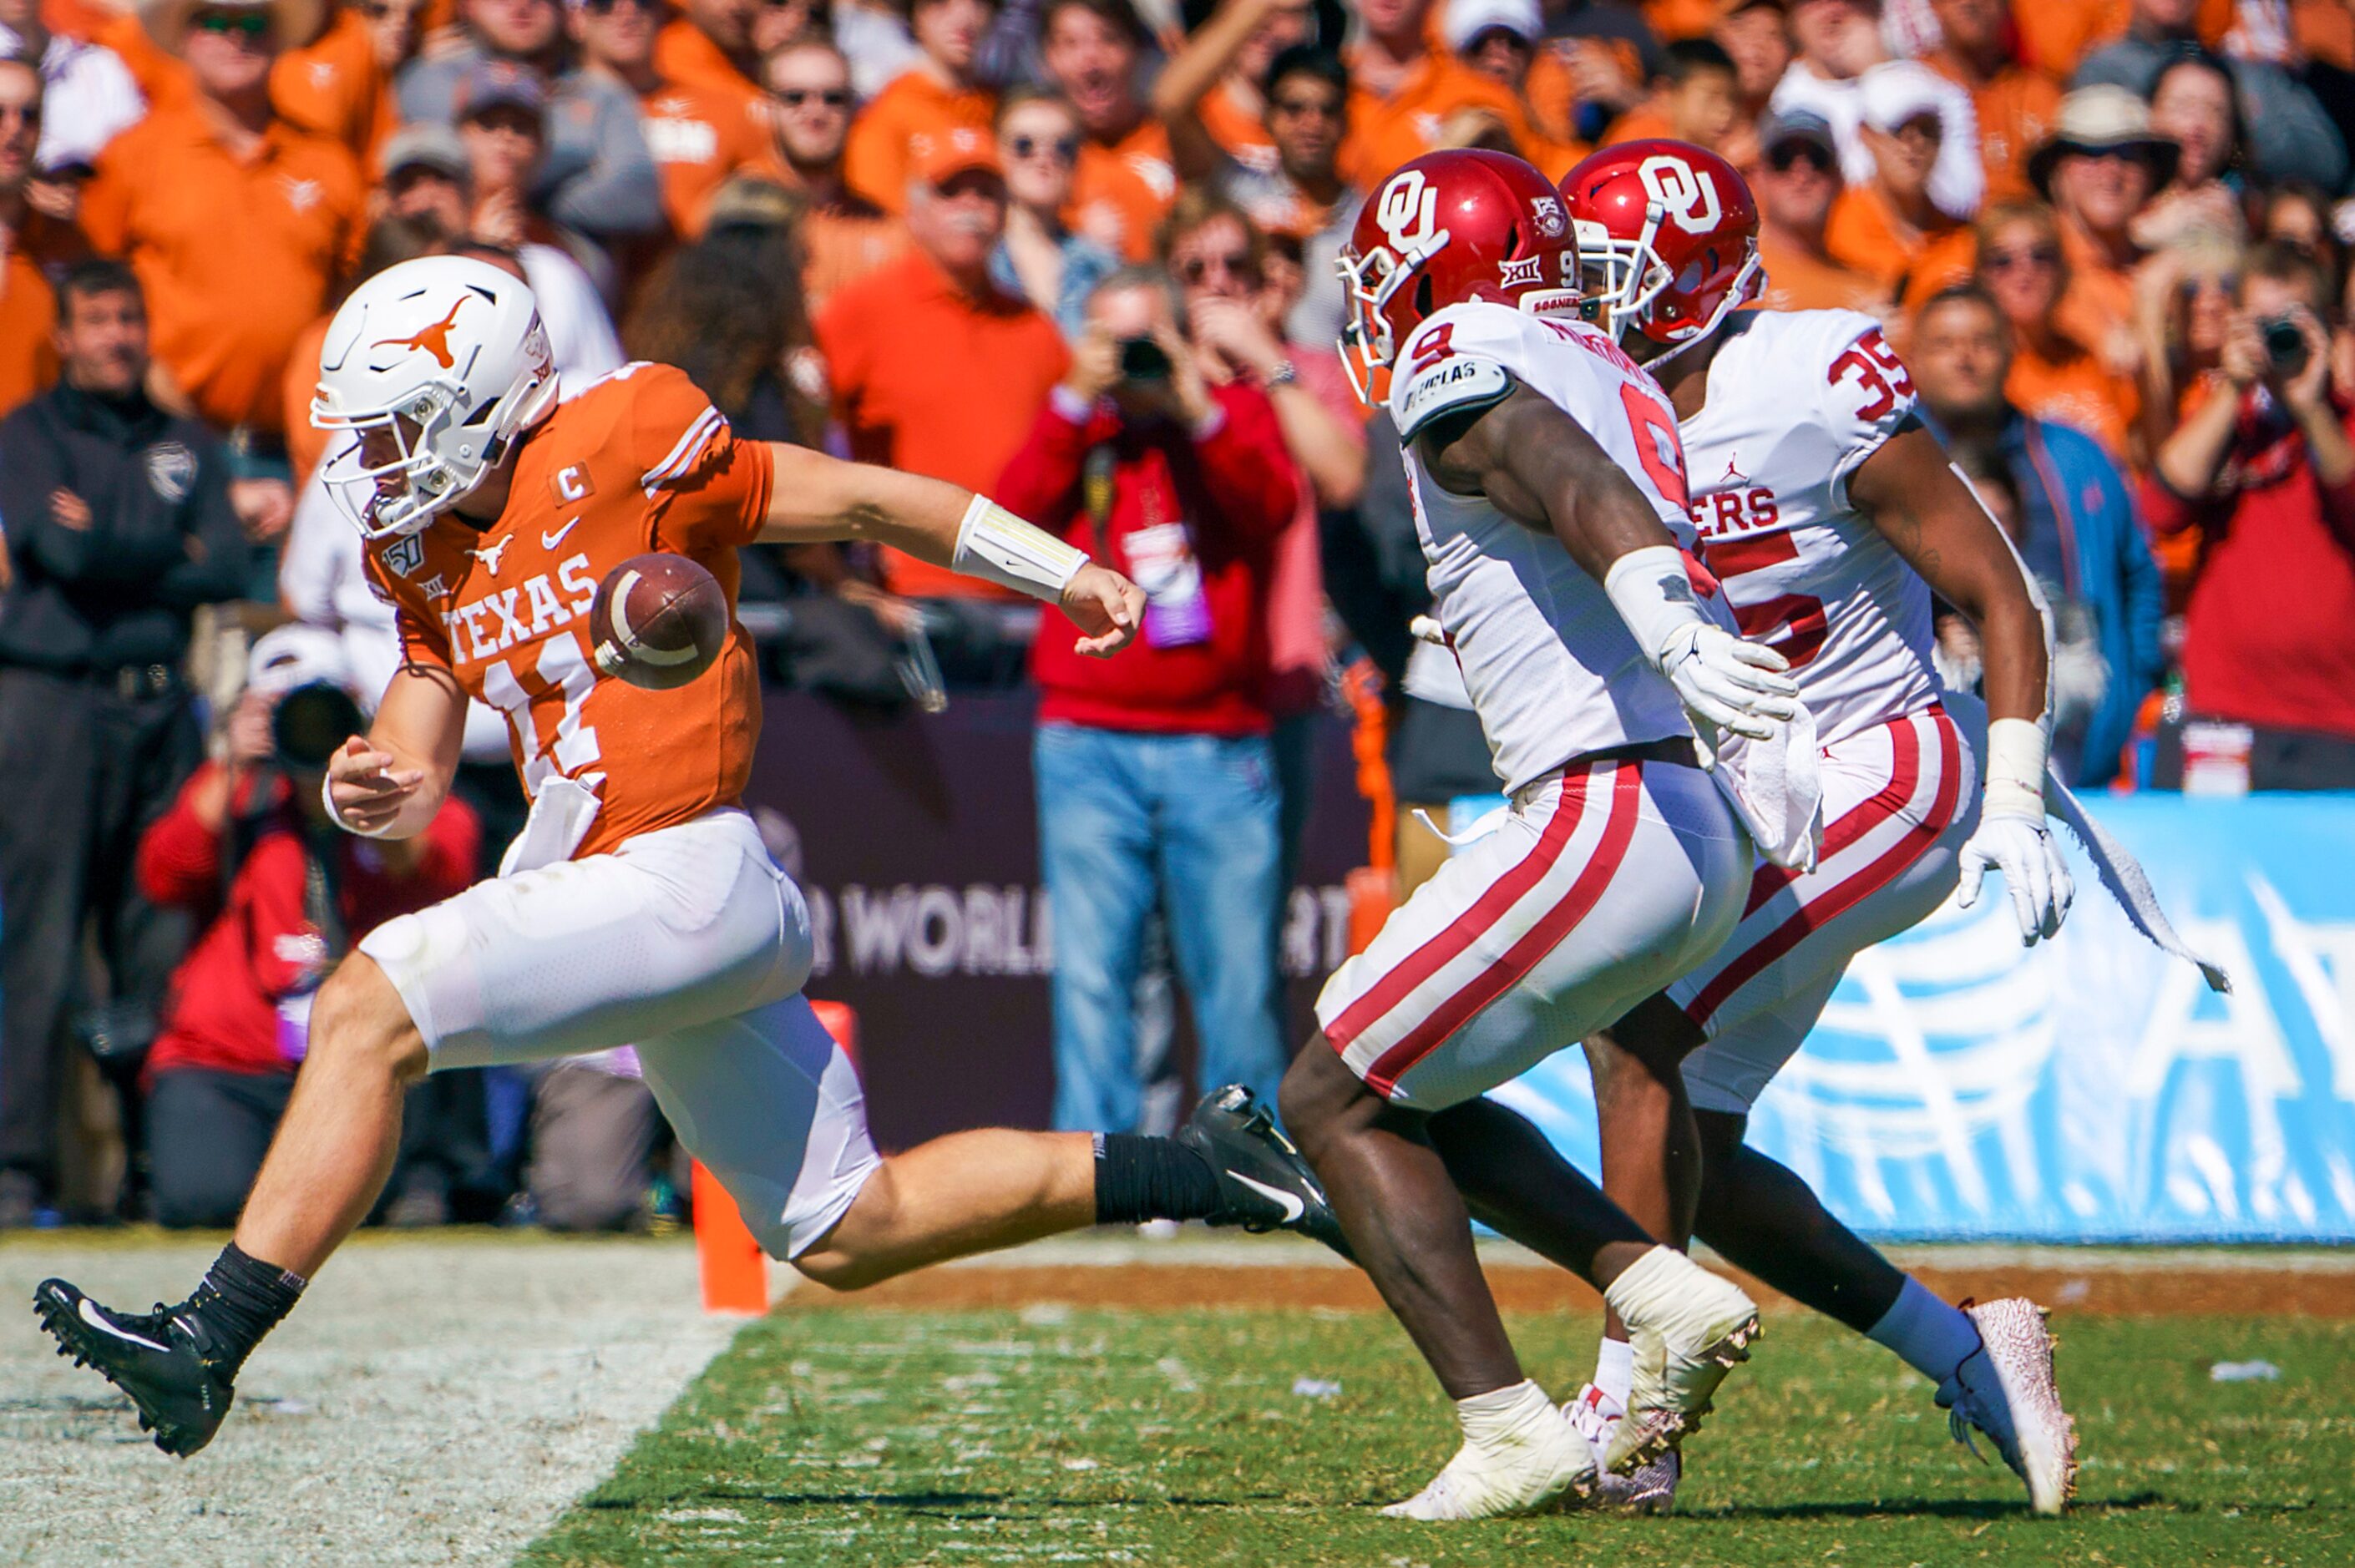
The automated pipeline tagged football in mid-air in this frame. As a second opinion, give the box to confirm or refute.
[588,553,728,690]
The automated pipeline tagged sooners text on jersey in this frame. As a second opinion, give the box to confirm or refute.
[1679,309,1938,746]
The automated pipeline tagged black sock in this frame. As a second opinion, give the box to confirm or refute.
[188,1243,306,1374]
[1092,1133,1224,1224]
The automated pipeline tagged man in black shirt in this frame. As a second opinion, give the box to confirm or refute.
[0,260,248,1224]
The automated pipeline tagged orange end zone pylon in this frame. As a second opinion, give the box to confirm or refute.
[691,999,861,1315]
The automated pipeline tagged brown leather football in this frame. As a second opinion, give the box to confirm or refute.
[587,553,728,690]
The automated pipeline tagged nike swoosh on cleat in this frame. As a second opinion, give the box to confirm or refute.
[543,518,580,549]
[1228,1173,1305,1224]
[78,1298,170,1354]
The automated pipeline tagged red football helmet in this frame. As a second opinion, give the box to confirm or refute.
[1557,140,1761,360]
[1338,149,1582,403]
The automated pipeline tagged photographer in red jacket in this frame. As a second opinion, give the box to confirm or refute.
[997,264,1300,1134]
[138,628,479,1229]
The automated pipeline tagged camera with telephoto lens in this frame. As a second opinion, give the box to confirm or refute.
[1118,335,1172,382]
[271,680,367,774]
[2258,313,2310,377]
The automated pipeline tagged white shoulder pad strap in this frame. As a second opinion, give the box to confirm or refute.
[1394,355,1514,441]
[1389,303,1529,442]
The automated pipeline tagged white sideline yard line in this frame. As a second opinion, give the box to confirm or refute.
[930,1228,2355,1272]
[0,1233,737,1568]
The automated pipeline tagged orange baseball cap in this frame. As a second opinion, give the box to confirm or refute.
[909,126,1003,188]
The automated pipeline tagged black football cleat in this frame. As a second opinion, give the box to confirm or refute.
[34,1278,238,1456]
[1178,1085,1355,1261]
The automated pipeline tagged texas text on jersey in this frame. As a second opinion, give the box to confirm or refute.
[359,362,774,859]
[1677,309,1940,747]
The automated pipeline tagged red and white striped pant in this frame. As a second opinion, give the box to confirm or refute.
[1314,756,1750,1110]
[1674,703,1980,1114]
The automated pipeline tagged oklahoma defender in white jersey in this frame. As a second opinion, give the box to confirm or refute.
[1279,149,1812,1524]
[1431,140,2078,1515]
[36,257,1345,1461]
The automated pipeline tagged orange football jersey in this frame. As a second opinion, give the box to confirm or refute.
[362,363,775,860]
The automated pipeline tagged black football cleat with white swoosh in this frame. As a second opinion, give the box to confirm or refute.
[34,1278,238,1456]
[1178,1085,1354,1261]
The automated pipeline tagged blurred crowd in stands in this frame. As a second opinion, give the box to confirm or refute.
[3,0,2354,1227]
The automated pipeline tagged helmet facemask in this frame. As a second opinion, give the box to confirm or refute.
[1337,228,1448,407]
[311,350,555,543]
[1575,205,1765,369]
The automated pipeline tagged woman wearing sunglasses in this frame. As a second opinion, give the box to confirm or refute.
[990,88,1120,341]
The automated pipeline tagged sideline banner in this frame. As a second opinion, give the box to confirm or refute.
[1492,794,2355,1242]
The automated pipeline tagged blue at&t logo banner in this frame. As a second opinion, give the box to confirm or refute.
[1492,793,2355,1242]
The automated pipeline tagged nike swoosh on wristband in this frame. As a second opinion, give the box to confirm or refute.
[78,1297,170,1353]
[1228,1172,1305,1224]
[543,518,580,549]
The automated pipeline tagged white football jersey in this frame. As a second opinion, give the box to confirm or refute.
[1678,309,1938,746]
[1388,300,1698,792]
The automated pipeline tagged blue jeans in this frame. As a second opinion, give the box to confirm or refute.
[1036,723,1288,1133]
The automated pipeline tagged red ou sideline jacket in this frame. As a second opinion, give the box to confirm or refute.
[137,761,480,1079]
[1000,379,1300,737]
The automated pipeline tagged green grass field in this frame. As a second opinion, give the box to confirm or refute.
[520,1293,2354,1567]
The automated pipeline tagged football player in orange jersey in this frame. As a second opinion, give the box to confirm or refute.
[37,256,1345,1459]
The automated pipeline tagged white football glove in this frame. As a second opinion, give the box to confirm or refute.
[1657,622,1800,741]
[1957,810,2074,943]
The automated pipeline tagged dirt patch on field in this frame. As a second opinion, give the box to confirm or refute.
[798,1259,2355,1318]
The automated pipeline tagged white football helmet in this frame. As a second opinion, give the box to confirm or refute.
[311,255,558,542]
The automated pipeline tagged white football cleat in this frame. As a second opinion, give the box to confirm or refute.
[1939,1297,2077,1515]
[1382,1396,1595,1521]
[1562,1383,1681,1514]
[1599,1247,1761,1473]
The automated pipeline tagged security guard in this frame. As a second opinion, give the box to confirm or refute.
[0,259,248,1224]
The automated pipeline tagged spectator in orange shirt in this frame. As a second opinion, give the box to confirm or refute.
[1167,43,1357,346]
[2026,85,2174,377]
[814,126,1070,636]
[844,0,996,215]
[1975,198,2140,462]
[1339,0,1524,189]
[82,0,363,488]
[1750,104,1890,315]
[1041,0,1174,260]
[653,0,762,95]
[1157,0,1319,175]
[1446,0,1589,178]
[2129,53,2243,251]
[1602,38,1745,159]
[1824,62,1976,311]
[762,37,904,313]
[1162,8,1355,240]
[571,0,765,239]
[1922,0,2060,204]
[1525,5,1657,147]
[0,54,56,421]
[992,89,1120,339]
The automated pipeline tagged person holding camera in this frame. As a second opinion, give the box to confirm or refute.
[998,266,1299,1135]
[2147,242,2355,789]
[134,627,479,1229]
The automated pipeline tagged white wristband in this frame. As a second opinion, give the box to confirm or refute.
[1983,716,2049,819]
[951,494,1089,604]
[1601,544,1710,669]
[321,769,399,839]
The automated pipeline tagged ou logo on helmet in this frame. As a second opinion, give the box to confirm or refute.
[1376,169,1442,256]
[1637,154,1721,236]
